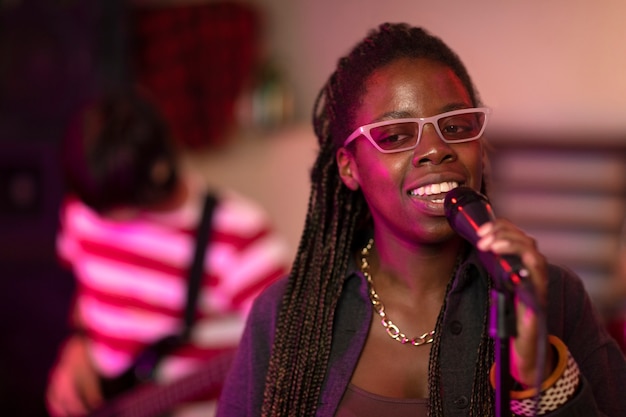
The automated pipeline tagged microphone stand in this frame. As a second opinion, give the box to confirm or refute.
[489,283,516,417]
[483,253,544,417]
[443,187,543,416]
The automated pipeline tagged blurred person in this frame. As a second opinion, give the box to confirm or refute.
[217,23,626,416]
[45,88,291,417]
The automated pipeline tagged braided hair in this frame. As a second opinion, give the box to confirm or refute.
[261,23,493,416]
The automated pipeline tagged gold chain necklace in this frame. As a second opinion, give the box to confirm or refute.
[360,238,435,346]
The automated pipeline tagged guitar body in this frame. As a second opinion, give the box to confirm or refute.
[100,368,143,402]
[89,348,236,417]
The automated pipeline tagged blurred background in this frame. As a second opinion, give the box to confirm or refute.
[1,0,625,415]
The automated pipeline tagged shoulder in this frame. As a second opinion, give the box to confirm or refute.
[215,189,271,221]
[211,189,277,235]
[544,263,618,355]
[545,266,626,413]
[60,195,95,220]
[58,195,116,234]
[545,262,596,317]
[544,263,595,329]
[546,263,589,298]
[248,276,289,321]
[234,276,288,364]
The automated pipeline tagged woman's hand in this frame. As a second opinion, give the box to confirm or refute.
[46,334,103,417]
[476,218,552,387]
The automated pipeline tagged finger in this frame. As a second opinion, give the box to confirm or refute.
[46,367,91,417]
[78,369,103,410]
[47,385,88,417]
[478,220,535,250]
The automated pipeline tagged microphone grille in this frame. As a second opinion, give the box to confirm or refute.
[443,186,489,218]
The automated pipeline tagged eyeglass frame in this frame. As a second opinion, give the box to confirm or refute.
[342,107,491,154]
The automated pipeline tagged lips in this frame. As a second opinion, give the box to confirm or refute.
[408,181,459,197]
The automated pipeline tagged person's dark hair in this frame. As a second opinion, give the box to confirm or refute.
[61,89,179,213]
[262,23,494,416]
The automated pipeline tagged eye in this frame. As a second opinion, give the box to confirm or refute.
[370,122,418,150]
[378,133,412,145]
[442,123,467,134]
[439,115,480,139]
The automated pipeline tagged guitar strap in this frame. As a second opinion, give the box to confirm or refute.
[100,192,219,398]
[182,192,218,340]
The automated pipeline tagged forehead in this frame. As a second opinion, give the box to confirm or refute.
[355,58,472,124]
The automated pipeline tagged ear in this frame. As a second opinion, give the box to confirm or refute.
[336,147,360,191]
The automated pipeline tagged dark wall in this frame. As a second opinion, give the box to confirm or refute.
[0,1,127,415]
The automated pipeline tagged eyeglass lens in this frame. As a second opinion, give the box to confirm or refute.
[369,111,486,151]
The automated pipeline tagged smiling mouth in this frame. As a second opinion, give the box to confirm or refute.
[408,181,459,202]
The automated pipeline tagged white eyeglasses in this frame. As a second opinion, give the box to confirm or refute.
[343,107,491,154]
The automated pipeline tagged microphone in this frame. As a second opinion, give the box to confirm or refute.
[445,187,546,405]
[443,186,532,297]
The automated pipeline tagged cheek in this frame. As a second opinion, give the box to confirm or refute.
[461,143,484,185]
[356,153,407,191]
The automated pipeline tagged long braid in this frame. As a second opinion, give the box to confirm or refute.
[427,267,455,414]
[261,75,368,415]
[427,260,495,416]
[469,280,496,417]
[261,22,494,416]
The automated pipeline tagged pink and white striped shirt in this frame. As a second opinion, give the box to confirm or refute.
[57,188,290,413]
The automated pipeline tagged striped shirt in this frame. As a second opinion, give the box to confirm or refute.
[57,189,291,414]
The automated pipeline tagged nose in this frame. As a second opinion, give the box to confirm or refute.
[412,122,455,166]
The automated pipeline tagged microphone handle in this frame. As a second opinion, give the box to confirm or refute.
[478,250,538,311]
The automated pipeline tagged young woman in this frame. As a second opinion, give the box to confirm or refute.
[217,23,626,416]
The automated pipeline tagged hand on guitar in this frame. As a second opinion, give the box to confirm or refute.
[46,334,104,417]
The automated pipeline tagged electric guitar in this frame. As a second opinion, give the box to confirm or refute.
[88,349,236,417]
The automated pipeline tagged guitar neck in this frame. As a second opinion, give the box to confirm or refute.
[89,349,236,417]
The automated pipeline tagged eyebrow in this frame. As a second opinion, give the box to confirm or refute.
[370,103,474,124]
[373,110,413,122]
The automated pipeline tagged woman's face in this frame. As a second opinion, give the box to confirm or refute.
[337,57,484,245]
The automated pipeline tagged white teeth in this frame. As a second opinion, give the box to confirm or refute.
[410,181,459,197]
